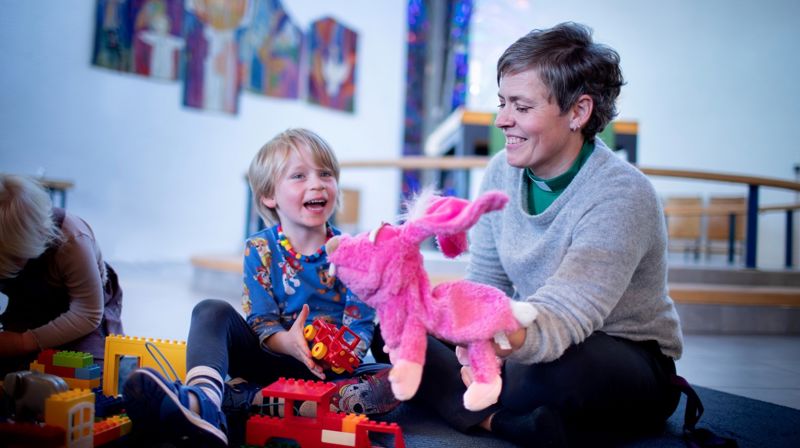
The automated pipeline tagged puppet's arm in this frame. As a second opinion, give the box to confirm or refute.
[387,316,427,401]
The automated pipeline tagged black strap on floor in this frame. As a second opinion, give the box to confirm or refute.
[671,374,738,448]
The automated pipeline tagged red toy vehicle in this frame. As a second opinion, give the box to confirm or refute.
[303,319,361,374]
[246,378,404,448]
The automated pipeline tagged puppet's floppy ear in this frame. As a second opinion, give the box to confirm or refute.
[436,230,469,258]
[406,191,509,258]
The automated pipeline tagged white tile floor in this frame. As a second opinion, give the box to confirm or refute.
[675,334,800,409]
[114,261,800,411]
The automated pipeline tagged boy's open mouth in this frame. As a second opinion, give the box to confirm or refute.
[304,199,327,210]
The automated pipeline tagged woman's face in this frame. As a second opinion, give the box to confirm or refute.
[495,69,582,178]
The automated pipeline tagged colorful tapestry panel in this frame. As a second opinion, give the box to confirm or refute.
[92,0,134,72]
[131,0,184,80]
[181,0,249,114]
[307,17,357,113]
[240,0,303,99]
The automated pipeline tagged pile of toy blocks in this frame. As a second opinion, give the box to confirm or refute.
[30,349,102,390]
[0,348,130,447]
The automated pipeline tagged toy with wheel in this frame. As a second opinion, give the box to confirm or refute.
[303,319,361,374]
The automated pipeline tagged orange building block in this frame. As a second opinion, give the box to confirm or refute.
[342,413,367,433]
[63,377,102,390]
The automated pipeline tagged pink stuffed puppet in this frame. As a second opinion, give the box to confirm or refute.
[325,190,537,411]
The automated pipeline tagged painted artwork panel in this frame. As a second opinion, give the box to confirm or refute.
[307,17,357,113]
[182,0,249,115]
[131,0,184,80]
[92,0,134,72]
[240,0,303,99]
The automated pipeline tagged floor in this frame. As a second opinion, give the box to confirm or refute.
[114,261,800,411]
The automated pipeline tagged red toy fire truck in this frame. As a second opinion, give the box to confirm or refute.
[303,319,361,374]
[245,378,404,448]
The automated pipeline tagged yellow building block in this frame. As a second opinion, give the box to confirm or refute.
[119,415,133,436]
[29,360,45,373]
[45,389,95,448]
[102,335,187,397]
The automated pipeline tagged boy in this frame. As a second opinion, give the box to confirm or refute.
[123,129,396,447]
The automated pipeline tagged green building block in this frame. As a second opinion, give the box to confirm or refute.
[53,350,93,368]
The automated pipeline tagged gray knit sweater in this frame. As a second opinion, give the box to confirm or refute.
[466,139,683,364]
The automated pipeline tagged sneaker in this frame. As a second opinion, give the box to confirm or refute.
[222,377,264,417]
[221,378,265,448]
[123,367,228,447]
[331,368,400,415]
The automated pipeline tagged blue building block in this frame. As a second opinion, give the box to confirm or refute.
[93,388,125,418]
[75,364,101,380]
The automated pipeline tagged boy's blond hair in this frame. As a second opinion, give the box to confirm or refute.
[248,128,341,226]
[0,175,64,278]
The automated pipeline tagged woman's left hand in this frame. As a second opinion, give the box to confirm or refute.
[0,330,38,357]
[493,327,527,357]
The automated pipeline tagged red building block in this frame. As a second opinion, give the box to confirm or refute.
[0,422,65,448]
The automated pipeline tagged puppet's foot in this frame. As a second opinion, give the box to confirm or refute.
[463,375,502,411]
[388,360,423,401]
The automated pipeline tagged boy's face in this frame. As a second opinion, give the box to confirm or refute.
[262,145,338,235]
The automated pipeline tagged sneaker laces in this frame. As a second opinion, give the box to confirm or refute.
[145,341,181,384]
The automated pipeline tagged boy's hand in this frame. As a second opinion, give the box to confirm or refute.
[0,331,38,357]
[265,304,326,380]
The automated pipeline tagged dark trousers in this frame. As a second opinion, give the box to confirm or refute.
[187,299,385,384]
[415,332,679,445]
[188,299,391,447]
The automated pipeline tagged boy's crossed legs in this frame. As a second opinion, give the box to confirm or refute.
[123,299,396,446]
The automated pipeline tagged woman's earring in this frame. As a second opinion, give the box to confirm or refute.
[570,123,579,132]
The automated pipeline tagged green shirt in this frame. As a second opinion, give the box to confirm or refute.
[526,140,595,215]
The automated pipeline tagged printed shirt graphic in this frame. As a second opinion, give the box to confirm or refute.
[242,224,374,357]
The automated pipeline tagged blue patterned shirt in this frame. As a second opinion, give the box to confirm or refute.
[242,224,374,357]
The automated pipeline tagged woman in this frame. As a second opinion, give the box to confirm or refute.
[0,175,123,374]
[415,22,683,447]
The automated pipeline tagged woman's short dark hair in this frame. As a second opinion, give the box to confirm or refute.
[497,22,624,139]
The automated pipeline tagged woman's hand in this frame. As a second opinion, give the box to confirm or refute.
[265,304,325,380]
[0,331,39,357]
[493,327,527,358]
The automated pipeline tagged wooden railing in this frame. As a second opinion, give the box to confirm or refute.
[341,158,800,269]
[1,174,74,208]
[39,178,74,208]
